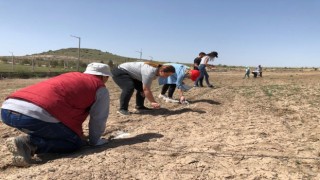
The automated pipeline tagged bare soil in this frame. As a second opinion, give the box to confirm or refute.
[0,70,319,179]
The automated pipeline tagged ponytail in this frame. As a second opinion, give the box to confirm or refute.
[144,62,162,68]
[144,62,175,73]
[207,51,218,58]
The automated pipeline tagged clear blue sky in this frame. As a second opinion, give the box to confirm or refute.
[1,0,319,67]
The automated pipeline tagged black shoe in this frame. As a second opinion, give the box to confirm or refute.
[117,109,131,116]
[135,106,152,110]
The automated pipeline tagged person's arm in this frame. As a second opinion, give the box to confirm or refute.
[143,84,160,108]
[141,67,161,108]
[176,88,185,102]
[175,69,186,101]
[88,87,110,145]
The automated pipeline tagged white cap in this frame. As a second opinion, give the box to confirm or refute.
[84,63,112,77]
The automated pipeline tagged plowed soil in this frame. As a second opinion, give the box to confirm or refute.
[1,70,319,179]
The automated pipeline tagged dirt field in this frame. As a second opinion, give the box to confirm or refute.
[0,70,319,179]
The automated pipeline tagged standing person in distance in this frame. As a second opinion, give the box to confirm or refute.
[112,62,175,115]
[158,63,200,103]
[194,51,218,88]
[193,52,206,87]
[258,65,263,77]
[1,63,112,167]
[252,65,262,78]
[243,66,251,79]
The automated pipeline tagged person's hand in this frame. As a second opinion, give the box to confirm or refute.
[151,102,161,109]
[95,138,109,146]
[180,96,186,103]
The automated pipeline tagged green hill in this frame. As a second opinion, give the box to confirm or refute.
[0,48,146,74]
[36,48,141,65]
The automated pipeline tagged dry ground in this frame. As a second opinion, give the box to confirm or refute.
[0,70,319,179]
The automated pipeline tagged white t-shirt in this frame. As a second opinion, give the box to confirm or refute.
[119,62,158,87]
[200,56,213,65]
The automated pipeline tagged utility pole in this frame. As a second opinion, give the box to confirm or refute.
[71,35,81,71]
[32,55,35,72]
[9,51,14,72]
[136,48,142,60]
[149,56,153,61]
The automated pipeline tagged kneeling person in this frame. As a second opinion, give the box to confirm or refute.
[1,63,112,166]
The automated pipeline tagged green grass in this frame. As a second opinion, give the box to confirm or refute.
[39,48,140,64]
[238,86,257,97]
[261,85,285,97]
[0,62,80,72]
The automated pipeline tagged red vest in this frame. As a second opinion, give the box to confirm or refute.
[8,72,105,137]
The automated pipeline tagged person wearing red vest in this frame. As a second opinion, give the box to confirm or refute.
[1,62,112,167]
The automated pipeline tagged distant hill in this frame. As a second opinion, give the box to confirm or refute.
[0,48,149,74]
[33,48,142,65]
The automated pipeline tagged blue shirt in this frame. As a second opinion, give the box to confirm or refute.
[158,63,190,90]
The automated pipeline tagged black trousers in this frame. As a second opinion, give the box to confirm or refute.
[112,68,145,110]
[252,72,258,78]
[161,84,176,98]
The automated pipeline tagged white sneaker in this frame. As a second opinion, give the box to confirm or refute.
[165,98,179,103]
[6,136,36,167]
[158,94,167,100]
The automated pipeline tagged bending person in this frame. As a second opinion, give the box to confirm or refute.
[112,62,175,115]
[194,51,218,88]
[193,52,206,87]
[158,63,200,103]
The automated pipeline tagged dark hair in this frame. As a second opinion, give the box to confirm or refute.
[144,62,162,68]
[207,51,218,58]
[161,65,175,73]
[145,62,175,73]
[199,52,206,56]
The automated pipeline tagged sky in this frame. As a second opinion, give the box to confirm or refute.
[0,0,319,67]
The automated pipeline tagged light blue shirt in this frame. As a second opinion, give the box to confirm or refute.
[158,63,190,90]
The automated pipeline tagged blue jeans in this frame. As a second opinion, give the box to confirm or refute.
[194,64,211,86]
[1,109,84,154]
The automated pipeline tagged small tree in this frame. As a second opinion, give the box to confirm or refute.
[21,59,30,65]
[0,57,9,63]
[50,60,59,68]
[108,59,114,69]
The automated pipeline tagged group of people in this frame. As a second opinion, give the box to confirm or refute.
[243,65,263,78]
[1,50,219,167]
[193,51,218,87]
